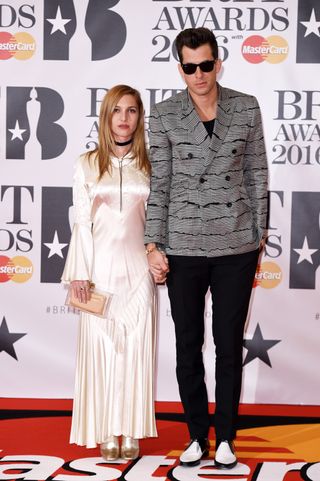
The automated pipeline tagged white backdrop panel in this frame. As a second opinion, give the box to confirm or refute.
[0,0,319,404]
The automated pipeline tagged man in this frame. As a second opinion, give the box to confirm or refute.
[145,27,268,469]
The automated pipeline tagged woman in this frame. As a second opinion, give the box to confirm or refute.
[62,85,157,460]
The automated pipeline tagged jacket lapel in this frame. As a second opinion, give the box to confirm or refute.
[180,86,235,167]
[207,85,235,162]
[181,90,211,150]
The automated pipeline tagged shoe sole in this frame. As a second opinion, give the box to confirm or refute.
[214,459,237,469]
[100,454,119,461]
[180,449,209,467]
[122,454,139,461]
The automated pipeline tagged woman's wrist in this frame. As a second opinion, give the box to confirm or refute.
[145,243,156,255]
[145,243,166,256]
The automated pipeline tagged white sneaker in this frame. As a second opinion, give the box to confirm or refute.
[180,438,210,467]
[214,440,237,469]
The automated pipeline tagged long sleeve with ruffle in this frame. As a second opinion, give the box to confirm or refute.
[61,156,94,283]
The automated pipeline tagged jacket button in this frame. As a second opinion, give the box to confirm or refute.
[187,152,193,159]
[199,177,205,183]
[232,148,237,154]
[227,202,232,207]
[225,175,230,181]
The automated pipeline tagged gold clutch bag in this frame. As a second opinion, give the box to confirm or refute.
[66,286,113,318]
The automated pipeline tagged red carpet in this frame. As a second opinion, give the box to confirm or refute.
[1,399,319,480]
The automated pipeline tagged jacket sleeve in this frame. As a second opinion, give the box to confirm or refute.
[243,96,268,241]
[61,156,93,283]
[144,104,172,247]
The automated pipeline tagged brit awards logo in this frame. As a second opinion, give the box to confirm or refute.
[296,0,320,63]
[6,86,67,160]
[43,0,127,61]
[290,192,320,289]
[41,187,72,283]
[0,185,34,254]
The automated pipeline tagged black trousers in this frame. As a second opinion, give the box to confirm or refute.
[166,249,259,441]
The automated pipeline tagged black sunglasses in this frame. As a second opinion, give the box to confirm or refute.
[181,60,216,75]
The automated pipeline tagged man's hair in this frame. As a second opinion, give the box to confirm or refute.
[175,27,218,63]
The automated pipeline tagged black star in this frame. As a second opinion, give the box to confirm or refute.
[0,317,26,361]
[243,323,280,367]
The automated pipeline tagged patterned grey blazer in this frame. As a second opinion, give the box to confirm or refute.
[145,84,268,257]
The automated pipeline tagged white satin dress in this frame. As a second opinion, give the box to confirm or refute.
[61,154,157,448]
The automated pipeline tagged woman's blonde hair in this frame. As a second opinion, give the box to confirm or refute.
[87,84,150,178]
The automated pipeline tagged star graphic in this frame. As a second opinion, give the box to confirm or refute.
[293,236,318,264]
[243,323,280,367]
[8,120,26,141]
[0,317,26,361]
[46,6,72,35]
[44,230,68,259]
[300,8,320,38]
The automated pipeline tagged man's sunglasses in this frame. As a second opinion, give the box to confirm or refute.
[181,60,216,75]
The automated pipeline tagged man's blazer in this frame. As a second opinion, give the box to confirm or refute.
[145,84,268,257]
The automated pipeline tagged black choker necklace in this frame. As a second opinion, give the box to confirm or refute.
[115,138,133,146]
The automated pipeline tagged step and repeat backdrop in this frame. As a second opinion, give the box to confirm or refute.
[0,0,319,404]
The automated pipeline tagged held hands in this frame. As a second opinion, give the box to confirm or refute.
[146,247,169,284]
[71,280,91,303]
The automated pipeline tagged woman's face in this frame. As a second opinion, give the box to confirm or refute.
[111,94,139,142]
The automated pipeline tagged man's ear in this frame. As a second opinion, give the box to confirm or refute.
[215,58,222,75]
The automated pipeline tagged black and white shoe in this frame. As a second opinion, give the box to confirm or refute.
[214,440,237,469]
[180,438,210,467]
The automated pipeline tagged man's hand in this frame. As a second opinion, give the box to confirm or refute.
[259,238,266,253]
[146,244,169,284]
[71,280,91,303]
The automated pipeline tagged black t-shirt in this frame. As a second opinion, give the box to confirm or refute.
[203,118,215,137]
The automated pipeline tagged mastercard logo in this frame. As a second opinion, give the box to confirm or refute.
[254,261,282,289]
[0,31,36,60]
[242,35,288,64]
[0,255,33,283]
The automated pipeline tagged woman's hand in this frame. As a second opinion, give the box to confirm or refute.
[71,280,91,303]
[147,249,169,284]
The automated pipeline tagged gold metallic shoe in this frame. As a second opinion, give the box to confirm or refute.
[100,435,119,461]
[121,436,139,460]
